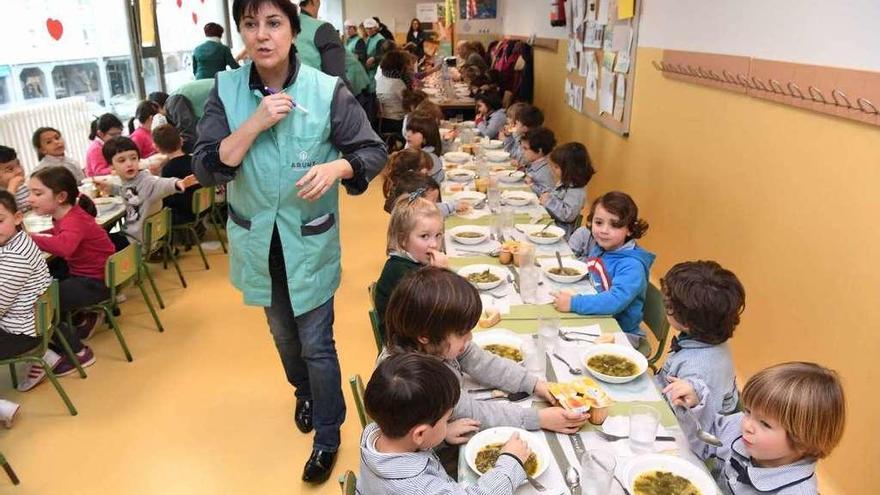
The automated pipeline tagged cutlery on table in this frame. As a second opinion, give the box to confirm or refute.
[557,331,596,344]
[594,429,676,443]
[476,391,530,402]
[565,466,581,495]
[555,250,565,271]
[552,353,583,375]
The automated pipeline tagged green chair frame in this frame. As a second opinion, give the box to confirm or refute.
[640,280,671,373]
[1,280,79,416]
[172,187,226,271]
[366,283,382,353]
[337,470,356,495]
[0,451,20,485]
[349,374,371,430]
[144,207,187,296]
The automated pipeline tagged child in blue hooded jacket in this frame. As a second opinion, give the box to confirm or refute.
[553,191,655,340]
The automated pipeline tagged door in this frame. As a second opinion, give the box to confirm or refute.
[126,0,167,98]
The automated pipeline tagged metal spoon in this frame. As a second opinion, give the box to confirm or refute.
[555,250,565,271]
[552,353,583,375]
[539,220,554,233]
[558,330,596,344]
[678,405,723,447]
[476,391,530,402]
[565,466,581,495]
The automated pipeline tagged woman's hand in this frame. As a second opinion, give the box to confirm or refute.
[662,376,699,408]
[552,291,573,312]
[250,93,294,132]
[533,381,557,405]
[445,418,481,445]
[296,160,354,201]
[427,248,448,268]
[538,407,589,434]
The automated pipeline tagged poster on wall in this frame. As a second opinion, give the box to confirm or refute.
[417,3,440,23]
[458,0,497,19]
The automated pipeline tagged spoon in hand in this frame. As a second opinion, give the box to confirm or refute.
[678,404,723,447]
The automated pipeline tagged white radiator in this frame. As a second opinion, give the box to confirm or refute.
[0,97,92,176]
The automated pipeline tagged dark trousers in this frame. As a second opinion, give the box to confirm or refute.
[0,331,40,360]
[49,261,111,354]
[263,228,345,451]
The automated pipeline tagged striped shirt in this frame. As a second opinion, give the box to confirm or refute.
[14,183,31,213]
[655,335,739,417]
[357,423,525,494]
[0,230,52,336]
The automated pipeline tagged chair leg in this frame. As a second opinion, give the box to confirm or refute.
[40,359,77,416]
[190,227,210,270]
[136,280,164,333]
[8,364,17,389]
[54,326,87,379]
[141,260,165,310]
[103,306,133,362]
[210,216,227,253]
[0,453,20,485]
[166,244,187,288]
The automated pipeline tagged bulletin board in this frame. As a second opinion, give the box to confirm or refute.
[562,0,642,137]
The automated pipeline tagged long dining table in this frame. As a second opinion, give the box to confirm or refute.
[442,151,718,494]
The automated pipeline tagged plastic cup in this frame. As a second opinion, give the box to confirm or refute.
[629,405,660,454]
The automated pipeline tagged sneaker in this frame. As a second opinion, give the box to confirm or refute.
[116,293,127,303]
[53,346,96,377]
[76,311,105,341]
[0,399,20,429]
[16,351,62,392]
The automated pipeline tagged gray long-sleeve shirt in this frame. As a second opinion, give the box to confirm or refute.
[544,184,586,238]
[476,109,507,140]
[191,57,386,195]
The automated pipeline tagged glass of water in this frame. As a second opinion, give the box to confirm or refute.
[580,449,617,495]
[537,316,559,353]
[629,405,660,454]
[522,338,546,378]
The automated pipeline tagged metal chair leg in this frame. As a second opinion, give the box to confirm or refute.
[54,325,86,379]
[190,227,210,270]
[41,358,77,416]
[166,244,187,288]
[8,364,17,389]
[0,452,21,485]
[136,280,164,333]
[141,260,165,310]
[103,306,133,362]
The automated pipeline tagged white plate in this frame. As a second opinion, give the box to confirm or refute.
[502,190,537,207]
[482,139,504,150]
[465,427,550,482]
[449,225,490,245]
[543,258,589,283]
[452,191,487,206]
[527,225,566,245]
[472,329,525,362]
[93,197,122,206]
[623,454,718,495]
[495,170,525,183]
[485,150,511,162]
[448,169,476,183]
[581,344,649,384]
[444,151,471,163]
[23,214,53,233]
[457,264,507,290]
[459,121,476,128]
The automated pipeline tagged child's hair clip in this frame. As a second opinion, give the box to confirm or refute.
[407,187,427,204]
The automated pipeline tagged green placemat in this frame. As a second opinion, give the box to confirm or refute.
[505,304,616,322]
[445,212,542,228]
[477,317,619,335]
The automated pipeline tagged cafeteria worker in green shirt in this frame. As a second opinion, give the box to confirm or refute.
[192,22,240,80]
[192,0,387,484]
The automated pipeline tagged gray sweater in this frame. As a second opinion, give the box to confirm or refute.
[114,170,181,243]
[544,184,586,238]
[526,157,555,196]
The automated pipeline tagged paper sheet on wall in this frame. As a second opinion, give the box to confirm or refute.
[602,51,617,71]
[596,0,610,25]
[611,23,633,52]
[603,23,614,50]
[618,0,635,19]
[579,50,592,77]
[585,53,599,100]
[614,50,631,73]
[574,0,586,26]
[583,21,604,48]
[613,73,626,121]
[599,67,615,115]
[567,41,580,72]
[586,0,598,21]
[565,0,574,35]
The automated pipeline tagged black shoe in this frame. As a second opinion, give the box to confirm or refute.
[294,399,313,433]
[301,449,337,483]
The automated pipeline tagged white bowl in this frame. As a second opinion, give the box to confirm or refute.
[623,454,717,495]
[527,225,566,245]
[582,344,649,384]
[465,427,551,482]
[472,329,526,363]
[444,151,471,163]
[448,169,476,183]
[485,150,511,162]
[482,139,504,150]
[449,225,490,245]
[543,258,589,283]
[457,264,507,290]
[423,87,440,96]
[495,170,525,183]
[501,190,536,207]
[452,191,487,206]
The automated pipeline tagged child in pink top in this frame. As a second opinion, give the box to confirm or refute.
[128,101,160,159]
[85,113,123,177]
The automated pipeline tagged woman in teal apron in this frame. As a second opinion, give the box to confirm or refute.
[192,0,386,484]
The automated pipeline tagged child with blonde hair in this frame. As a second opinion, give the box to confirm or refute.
[373,197,448,341]
[665,362,846,494]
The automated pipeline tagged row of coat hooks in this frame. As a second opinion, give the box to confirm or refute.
[651,60,879,116]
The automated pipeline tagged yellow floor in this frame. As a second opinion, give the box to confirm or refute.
[0,185,389,494]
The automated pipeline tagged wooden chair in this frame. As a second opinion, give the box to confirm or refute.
[1,281,79,415]
[639,281,671,373]
[0,451,20,485]
[349,374,371,429]
[337,470,356,495]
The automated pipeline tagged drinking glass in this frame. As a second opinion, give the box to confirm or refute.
[487,177,501,212]
[537,316,559,353]
[580,449,617,495]
[629,405,660,454]
[522,338,546,378]
[499,206,515,234]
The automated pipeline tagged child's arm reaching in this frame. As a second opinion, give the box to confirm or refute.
[664,376,740,460]
[557,260,646,315]
[423,433,529,494]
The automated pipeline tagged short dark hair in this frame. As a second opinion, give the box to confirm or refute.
[516,105,544,128]
[380,50,409,77]
[386,267,482,352]
[151,124,182,154]
[549,142,595,188]
[475,90,502,112]
[32,126,61,160]
[587,191,649,240]
[405,114,442,153]
[148,91,169,108]
[102,136,140,163]
[0,190,20,218]
[0,145,17,163]
[364,352,460,438]
[232,0,301,35]
[521,126,556,156]
[402,88,428,113]
[661,261,745,345]
[204,22,224,37]
[89,113,123,140]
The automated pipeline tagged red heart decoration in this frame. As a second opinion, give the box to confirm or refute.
[176,0,182,7]
[192,12,198,24]
[46,18,64,41]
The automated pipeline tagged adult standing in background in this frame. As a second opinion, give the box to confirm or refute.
[343,19,367,64]
[192,0,387,483]
[192,23,240,80]
[373,16,394,40]
[296,0,347,80]
[363,18,384,81]
[405,18,426,59]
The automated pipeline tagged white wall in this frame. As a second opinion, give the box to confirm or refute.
[499,0,567,39]
[343,0,421,35]
[639,0,880,70]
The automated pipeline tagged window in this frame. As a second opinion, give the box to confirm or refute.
[52,62,103,105]
[20,68,47,100]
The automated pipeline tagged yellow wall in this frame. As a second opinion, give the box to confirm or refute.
[533,43,880,495]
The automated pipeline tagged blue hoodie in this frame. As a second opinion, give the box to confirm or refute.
[568,227,656,334]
